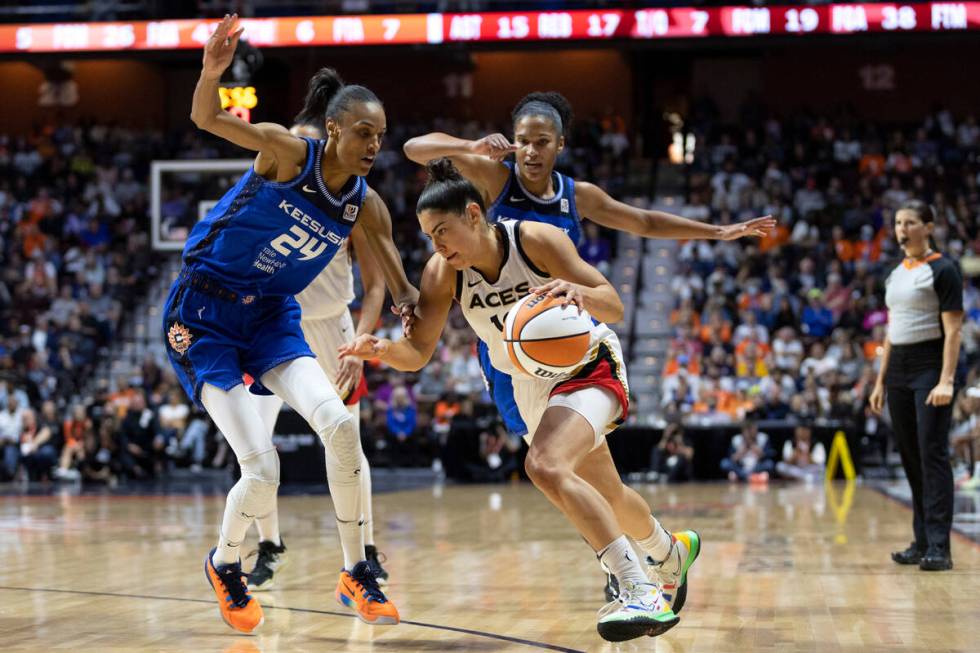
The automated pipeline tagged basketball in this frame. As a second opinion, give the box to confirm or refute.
[503,293,593,379]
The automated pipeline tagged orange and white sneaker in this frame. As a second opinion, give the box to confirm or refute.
[205,548,264,633]
[335,561,400,625]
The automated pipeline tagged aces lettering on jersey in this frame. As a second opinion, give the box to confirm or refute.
[468,281,530,331]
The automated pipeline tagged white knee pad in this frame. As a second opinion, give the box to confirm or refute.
[313,399,361,472]
[230,448,280,519]
[240,447,280,484]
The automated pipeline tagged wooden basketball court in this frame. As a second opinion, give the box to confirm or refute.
[2,482,978,652]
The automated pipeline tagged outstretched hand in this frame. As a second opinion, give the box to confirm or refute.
[338,334,390,360]
[719,215,776,241]
[203,14,244,78]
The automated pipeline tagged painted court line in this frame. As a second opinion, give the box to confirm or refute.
[0,585,586,653]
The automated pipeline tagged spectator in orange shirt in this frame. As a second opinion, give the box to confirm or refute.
[859,149,886,177]
[699,308,732,344]
[670,298,701,330]
[758,217,790,253]
[853,224,884,263]
[832,225,855,263]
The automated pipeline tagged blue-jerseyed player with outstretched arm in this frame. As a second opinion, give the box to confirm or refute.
[165,14,413,633]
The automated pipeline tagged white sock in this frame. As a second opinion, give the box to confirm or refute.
[337,516,364,570]
[635,517,673,563]
[255,508,281,547]
[360,451,374,546]
[598,535,648,587]
[213,477,256,566]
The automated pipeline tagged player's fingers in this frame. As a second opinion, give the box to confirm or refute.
[215,14,233,38]
[530,281,556,295]
[229,27,245,45]
[547,282,571,297]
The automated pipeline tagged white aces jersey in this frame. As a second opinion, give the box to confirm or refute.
[457,220,616,381]
[295,239,355,319]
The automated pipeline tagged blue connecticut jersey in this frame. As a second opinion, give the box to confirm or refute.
[487,161,581,246]
[182,137,366,297]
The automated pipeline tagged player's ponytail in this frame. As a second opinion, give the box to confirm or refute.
[512,91,573,137]
[294,67,382,127]
[416,158,486,216]
[295,68,344,126]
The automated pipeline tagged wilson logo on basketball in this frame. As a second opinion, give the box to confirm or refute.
[168,323,193,355]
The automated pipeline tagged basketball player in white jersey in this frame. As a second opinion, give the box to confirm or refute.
[340,160,698,642]
[242,123,390,590]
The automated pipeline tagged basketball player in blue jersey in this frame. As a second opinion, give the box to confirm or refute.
[167,14,411,632]
[243,118,390,593]
[404,92,774,609]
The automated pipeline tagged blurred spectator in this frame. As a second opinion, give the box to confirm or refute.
[472,420,520,483]
[578,221,612,275]
[172,408,211,472]
[0,394,24,480]
[776,423,826,482]
[159,389,190,453]
[57,403,90,480]
[648,422,694,483]
[118,391,164,479]
[720,420,776,482]
[19,408,59,481]
[386,386,419,464]
[801,289,834,338]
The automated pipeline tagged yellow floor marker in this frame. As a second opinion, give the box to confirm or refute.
[825,430,856,481]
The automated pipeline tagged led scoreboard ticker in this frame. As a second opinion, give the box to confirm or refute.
[1,3,978,53]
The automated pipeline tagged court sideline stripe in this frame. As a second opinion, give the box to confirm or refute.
[0,585,586,653]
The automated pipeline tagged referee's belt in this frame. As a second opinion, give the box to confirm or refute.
[177,269,258,306]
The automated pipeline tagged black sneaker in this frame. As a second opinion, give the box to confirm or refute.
[891,542,926,565]
[919,545,953,571]
[247,539,288,591]
[364,544,389,586]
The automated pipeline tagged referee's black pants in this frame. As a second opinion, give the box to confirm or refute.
[886,341,954,552]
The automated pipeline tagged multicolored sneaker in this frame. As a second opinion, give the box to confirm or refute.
[247,539,288,591]
[651,530,701,613]
[364,544,389,586]
[596,580,679,641]
[335,561,400,625]
[204,548,264,633]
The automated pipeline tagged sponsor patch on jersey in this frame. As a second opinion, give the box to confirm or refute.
[167,323,193,355]
[241,295,256,305]
[560,198,569,213]
[343,203,359,222]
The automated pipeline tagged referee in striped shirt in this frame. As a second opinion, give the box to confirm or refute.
[870,200,964,571]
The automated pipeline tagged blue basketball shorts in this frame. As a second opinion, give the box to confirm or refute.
[163,275,314,408]
[477,339,529,437]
